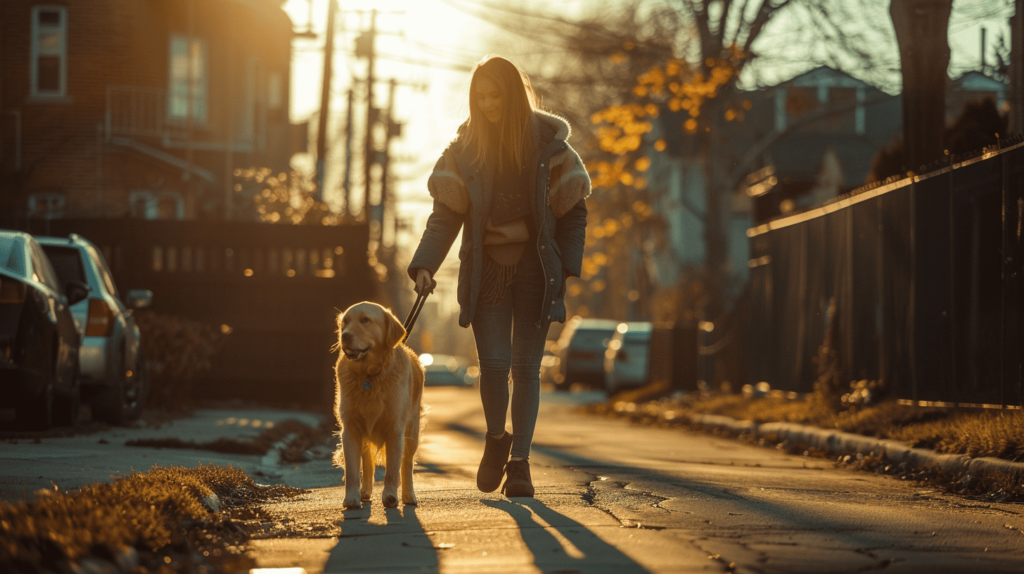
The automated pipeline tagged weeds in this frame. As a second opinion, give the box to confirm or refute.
[0,463,300,573]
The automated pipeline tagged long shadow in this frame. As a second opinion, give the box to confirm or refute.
[446,421,1024,573]
[321,502,440,573]
[481,498,653,574]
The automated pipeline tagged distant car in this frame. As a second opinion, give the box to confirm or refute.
[604,322,653,395]
[0,230,88,429]
[420,353,477,387]
[37,234,152,424]
[552,316,619,392]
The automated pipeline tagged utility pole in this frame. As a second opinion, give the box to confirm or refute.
[380,78,401,246]
[361,9,378,224]
[315,0,338,202]
[342,87,354,217]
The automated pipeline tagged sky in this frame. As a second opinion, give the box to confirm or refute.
[280,0,1016,247]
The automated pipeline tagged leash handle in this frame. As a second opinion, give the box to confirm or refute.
[402,291,427,343]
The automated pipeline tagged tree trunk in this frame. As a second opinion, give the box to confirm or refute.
[890,0,952,170]
[1011,0,1024,136]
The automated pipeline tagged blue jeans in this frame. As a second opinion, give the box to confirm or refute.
[472,249,550,459]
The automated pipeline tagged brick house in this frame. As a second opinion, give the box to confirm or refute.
[0,0,298,221]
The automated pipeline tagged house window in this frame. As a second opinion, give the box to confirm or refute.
[27,192,65,218]
[168,35,207,122]
[30,6,68,97]
[130,190,184,220]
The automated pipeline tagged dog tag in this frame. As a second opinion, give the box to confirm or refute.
[363,380,371,391]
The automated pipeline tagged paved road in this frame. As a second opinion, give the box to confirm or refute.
[2,389,1022,573]
[251,388,1024,574]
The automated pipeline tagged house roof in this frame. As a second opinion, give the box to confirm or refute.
[773,66,883,92]
[765,133,882,185]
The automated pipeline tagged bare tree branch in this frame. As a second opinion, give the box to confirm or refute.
[741,0,791,60]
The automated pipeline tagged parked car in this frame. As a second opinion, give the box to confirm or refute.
[0,231,88,429]
[419,353,477,387]
[552,316,619,392]
[37,234,152,424]
[604,322,653,395]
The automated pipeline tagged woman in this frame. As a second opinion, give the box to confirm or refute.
[408,56,590,497]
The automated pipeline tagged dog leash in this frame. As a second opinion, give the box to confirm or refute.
[402,291,428,344]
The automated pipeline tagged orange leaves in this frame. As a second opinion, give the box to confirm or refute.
[588,45,747,193]
[590,104,654,155]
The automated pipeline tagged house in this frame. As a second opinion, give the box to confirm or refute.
[0,0,300,221]
[644,65,1007,304]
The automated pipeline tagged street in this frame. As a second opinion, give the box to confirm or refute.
[6,387,1020,573]
[246,388,1024,573]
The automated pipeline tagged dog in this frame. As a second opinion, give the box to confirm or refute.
[333,302,425,509]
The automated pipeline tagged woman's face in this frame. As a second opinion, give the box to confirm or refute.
[474,76,503,124]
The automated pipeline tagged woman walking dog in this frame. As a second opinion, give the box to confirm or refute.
[408,56,590,497]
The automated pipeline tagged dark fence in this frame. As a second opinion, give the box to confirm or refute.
[648,324,698,392]
[6,218,376,404]
[747,141,1024,407]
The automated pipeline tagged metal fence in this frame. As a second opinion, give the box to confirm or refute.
[746,141,1024,407]
[7,218,376,404]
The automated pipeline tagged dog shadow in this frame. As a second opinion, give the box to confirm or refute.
[324,502,440,573]
[481,498,653,574]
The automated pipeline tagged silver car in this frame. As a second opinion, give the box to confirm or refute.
[37,234,152,424]
[604,322,653,395]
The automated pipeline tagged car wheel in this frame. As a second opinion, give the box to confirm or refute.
[123,360,147,422]
[93,358,128,425]
[53,368,80,428]
[17,379,53,432]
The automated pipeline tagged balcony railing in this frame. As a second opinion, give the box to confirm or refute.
[105,85,185,140]
[104,85,253,151]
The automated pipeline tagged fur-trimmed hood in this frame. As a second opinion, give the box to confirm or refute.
[426,110,590,218]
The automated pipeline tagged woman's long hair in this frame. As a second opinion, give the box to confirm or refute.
[464,56,537,172]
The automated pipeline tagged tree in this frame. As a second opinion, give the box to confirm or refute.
[233,167,349,226]
[890,0,952,171]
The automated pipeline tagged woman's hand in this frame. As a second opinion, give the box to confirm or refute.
[414,269,436,296]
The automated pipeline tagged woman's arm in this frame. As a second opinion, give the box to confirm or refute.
[553,198,588,279]
[407,198,464,282]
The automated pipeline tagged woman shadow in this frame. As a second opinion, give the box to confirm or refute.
[482,498,652,574]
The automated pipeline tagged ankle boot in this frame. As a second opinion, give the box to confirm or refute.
[501,459,534,498]
[477,432,513,492]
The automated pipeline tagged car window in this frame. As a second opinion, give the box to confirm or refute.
[571,329,614,350]
[623,332,650,343]
[41,245,87,291]
[0,234,28,277]
[29,241,62,293]
[85,244,118,297]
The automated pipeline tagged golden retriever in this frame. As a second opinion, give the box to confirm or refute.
[333,302,425,509]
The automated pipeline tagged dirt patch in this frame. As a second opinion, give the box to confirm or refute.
[125,417,337,464]
[0,463,302,573]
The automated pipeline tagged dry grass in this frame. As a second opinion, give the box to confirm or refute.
[603,391,1024,463]
[0,463,300,573]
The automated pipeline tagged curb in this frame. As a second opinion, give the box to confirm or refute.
[687,413,1024,483]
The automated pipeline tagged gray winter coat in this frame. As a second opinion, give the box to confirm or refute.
[408,111,591,328]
